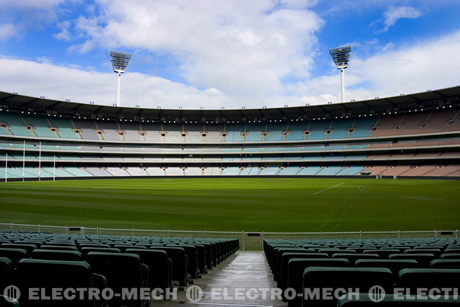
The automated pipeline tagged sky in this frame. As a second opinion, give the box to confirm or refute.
[0,0,459,109]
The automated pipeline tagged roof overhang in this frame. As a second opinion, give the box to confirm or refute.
[0,86,459,122]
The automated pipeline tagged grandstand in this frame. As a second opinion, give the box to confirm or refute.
[0,86,459,180]
[0,87,460,306]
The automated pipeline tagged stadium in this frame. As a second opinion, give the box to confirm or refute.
[1,1,460,307]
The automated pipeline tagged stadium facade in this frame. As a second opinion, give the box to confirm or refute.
[0,86,459,180]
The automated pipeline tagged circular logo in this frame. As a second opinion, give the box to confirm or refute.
[3,285,21,303]
[368,285,385,303]
[186,285,204,303]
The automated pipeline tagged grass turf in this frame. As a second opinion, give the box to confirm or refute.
[0,178,459,232]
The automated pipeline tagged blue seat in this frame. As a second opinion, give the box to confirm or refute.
[430,259,460,268]
[17,258,106,307]
[287,258,350,307]
[126,248,173,292]
[0,257,13,293]
[338,293,460,306]
[86,252,148,307]
[355,259,418,274]
[31,249,82,261]
[303,267,394,307]
[398,268,460,290]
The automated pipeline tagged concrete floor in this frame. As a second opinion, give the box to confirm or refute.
[155,251,287,307]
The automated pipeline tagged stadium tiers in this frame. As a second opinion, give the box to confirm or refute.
[0,87,459,179]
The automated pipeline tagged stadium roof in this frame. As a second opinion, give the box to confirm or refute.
[0,86,459,123]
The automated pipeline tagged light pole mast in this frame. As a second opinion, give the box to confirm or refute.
[329,46,352,103]
[110,51,132,107]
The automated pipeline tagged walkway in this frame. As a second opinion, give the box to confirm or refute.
[157,251,286,307]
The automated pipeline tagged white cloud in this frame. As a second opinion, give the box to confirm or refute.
[382,6,422,32]
[350,29,460,97]
[1,29,460,109]
[0,24,16,41]
[290,30,460,103]
[54,21,72,41]
[0,55,316,109]
[0,0,73,40]
[0,0,66,9]
[2,27,460,110]
[70,0,322,98]
[1,1,459,110]
[0,57,235,109]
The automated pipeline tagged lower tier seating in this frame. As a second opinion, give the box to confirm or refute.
[0,230,239,307]
[264,238,460,307]
[1,165,459,180]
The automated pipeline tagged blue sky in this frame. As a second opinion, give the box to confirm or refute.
[0,0,459,109]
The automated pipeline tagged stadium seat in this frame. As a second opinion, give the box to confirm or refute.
[278,252,329,285]
[45,241,76,246]
[364,249,400,258]
[444,249,460,253]
[80,247,121,255]
[86,252,148,307]
[194,245,208,274]
[318,248,352,255]
[355,259,419,274]
[389,253,435,266]
[173,244,199,278]
[0,248,28,263]
[332,253,380,264]
[404,249,442,256]
[39,245,78,251]
[1,244,37,254]
[78,243,111,249]
[398,268,460,289]
[440,253,460,259]
[150,247,188,286]
[286,258,350,307]
[113,244,142,251]
[31,249,83,261]
[302,267,394,307]
[125,248,173,292]
[337,293,460,306]
[0,257,13,292]
[277,252,328,283]
[271,247,315,273]
[17,258,107,307]
[430,259,460,268]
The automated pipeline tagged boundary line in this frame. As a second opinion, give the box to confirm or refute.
[313,181,344,195]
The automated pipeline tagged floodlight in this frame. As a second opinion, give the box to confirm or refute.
[329,46,352,103]
[110,51,132,107]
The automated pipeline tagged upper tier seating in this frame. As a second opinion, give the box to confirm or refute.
[48,117,80,139]
[0,113,34,137]
[372,110,460,137]
[2,109,457,143]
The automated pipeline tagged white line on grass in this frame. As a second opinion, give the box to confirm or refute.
[313,182,344,195]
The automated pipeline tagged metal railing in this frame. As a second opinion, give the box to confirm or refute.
[0,222,458,251]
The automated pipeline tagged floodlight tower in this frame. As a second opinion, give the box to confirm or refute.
[329,46,352,103]
[110,51,132,107]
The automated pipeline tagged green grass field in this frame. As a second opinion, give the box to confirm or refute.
[0,178,459,232]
